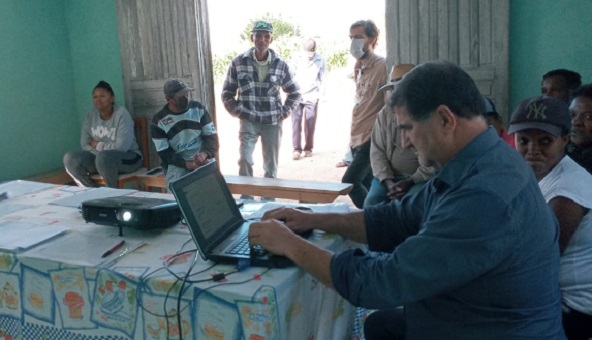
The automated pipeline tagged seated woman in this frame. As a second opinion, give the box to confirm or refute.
[509,96,592,340]
[63,81,143,188]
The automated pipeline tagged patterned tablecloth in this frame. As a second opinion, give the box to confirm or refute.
[0,181,365,340]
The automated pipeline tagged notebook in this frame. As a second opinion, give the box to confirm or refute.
[169,161,293,268]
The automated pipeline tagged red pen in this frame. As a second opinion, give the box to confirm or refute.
[101,240,126,258]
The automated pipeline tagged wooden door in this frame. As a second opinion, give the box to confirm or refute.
[385,0,509,118]
[115,0,215,168]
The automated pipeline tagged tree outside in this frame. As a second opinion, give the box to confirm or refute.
[212,14,349,85]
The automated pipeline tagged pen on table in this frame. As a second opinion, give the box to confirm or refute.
[101,240,126,258]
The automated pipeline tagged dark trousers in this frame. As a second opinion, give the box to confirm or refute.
[563,305,592,340]
[342,140,372,208]
[364,308,406,340]
[291,101,317,152]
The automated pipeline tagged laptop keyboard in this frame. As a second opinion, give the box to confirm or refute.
[226,234,250,255]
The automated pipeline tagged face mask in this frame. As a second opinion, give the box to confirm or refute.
[350,38,366,59]
[174,96,189,111]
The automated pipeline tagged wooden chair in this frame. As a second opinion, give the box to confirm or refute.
[90,116,150,188]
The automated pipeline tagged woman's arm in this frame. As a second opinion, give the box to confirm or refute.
[548,196,588,254]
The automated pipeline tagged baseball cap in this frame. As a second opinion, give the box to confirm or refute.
[379,64,415,91]
[164,79,193,97]
[508,96,571,137]
[252,20,273,33]
[483,96,498,116]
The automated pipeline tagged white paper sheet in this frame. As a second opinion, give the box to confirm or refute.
[0,221,68,251]
[0,180,54,197]
[22,232,145,267]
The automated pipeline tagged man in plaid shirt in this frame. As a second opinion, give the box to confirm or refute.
[222,20,301,198]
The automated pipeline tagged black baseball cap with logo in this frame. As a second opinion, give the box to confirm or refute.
[508,96,571,137]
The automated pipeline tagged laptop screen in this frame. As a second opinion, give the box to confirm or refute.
[170,161,243,254]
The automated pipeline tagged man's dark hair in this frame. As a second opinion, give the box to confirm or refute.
[570,83,592,101]
[542,69,582,91]
[390,61,485,121]
[350,20,380,40]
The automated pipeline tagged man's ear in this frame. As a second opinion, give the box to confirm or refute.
[250,33,255,43]
[435,104,457,131]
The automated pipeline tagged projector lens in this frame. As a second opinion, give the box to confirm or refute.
[122,211,132,222]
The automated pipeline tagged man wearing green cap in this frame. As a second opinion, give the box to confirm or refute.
[222,20,301,199]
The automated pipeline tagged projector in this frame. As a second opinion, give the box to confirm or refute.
[81,196,181,230]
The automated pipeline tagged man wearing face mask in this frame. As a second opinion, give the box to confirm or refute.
[342,20,388,208]
[151,78,219,191]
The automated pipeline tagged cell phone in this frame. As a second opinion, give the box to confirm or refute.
[145,167,163,175]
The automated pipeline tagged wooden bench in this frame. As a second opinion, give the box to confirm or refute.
[136,173,352,204]
[25,168,73,185]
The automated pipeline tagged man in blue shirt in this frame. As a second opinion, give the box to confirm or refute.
[249,61,565,339]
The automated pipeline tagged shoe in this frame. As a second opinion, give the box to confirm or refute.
[304,150,313,157]
[260,197,275,203]
[292,151,301,160]
[240,194,255,200]
[335,161,349,168]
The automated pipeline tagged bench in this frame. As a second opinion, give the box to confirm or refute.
[136,173,352,204]
[25,168,73,185]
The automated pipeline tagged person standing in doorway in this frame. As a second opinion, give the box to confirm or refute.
[221,20,301,200]
[291,38,326,160]
[342,19,388,208]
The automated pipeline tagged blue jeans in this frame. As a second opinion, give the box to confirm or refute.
[238,119,282,178]
[365,177,427,207]
[342,141,372,208]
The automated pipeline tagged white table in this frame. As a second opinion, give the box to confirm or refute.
[0,181,364,339]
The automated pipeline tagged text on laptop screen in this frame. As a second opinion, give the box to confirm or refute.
[181,171,235,239]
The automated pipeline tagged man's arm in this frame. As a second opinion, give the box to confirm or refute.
[221,61,240,117]
[280,63,301,119]
[370,107,395,181]
[150,122,187,168]
[261,208,367,243]
[250,210,366,289]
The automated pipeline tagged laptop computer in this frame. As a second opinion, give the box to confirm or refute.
[169,161,293,268]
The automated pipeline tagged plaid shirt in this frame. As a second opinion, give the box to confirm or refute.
[221,47,301,125]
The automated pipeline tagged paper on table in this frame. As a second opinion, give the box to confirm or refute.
[0,221,68,252]
[0,180,54,197]
[49,187,137,208]
[22,231,145,267]
[0,203,33,217]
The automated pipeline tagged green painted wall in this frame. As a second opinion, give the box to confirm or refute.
[509,0,592,112]
[1,1,590,181]
[65,0,124,123]
[0,0,122,182]
[0,0,75,181]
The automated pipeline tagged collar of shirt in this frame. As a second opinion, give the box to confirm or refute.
[432,127,500,192]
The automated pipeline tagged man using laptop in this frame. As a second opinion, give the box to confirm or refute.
[248,61,565,339]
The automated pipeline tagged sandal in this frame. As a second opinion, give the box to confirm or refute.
[335,161,349,168]
[292,151,301,160]
[304,150,313,157]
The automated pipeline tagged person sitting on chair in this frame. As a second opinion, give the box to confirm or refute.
[509,96,592,340]
[151,79,219,191]
[63,80,143,188]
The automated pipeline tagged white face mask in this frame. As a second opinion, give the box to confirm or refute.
[349,38,366,59]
